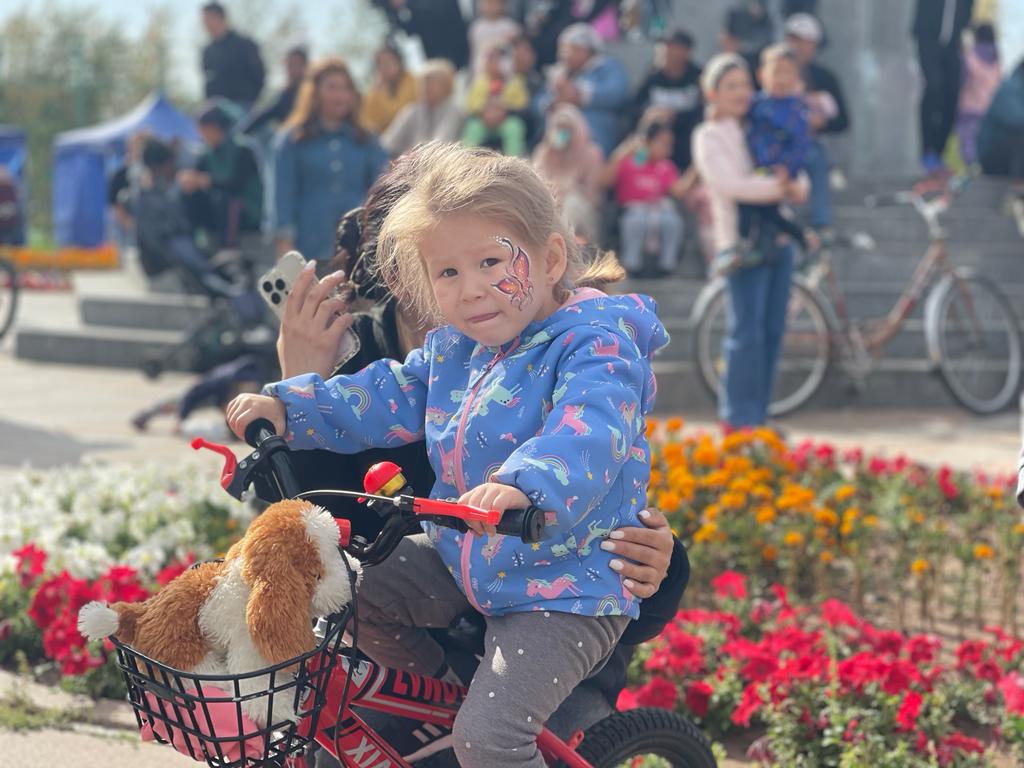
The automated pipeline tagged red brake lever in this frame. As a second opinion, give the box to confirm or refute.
[191,438,238,490]
[411,497,502,526]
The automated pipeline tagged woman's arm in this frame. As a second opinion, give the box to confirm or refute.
[602,508,674,598]
[692,124,786,204]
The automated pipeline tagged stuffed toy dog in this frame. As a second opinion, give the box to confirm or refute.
[78,499,353,728]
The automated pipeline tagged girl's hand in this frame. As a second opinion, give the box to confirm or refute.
[226,394,287,442]
[601,508,673,599]
[457,483,531,537]
[277,262,354,379]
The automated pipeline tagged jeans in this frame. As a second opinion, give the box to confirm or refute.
[720,243,795,427]
[619,200,685,272]
[804,139,833,229]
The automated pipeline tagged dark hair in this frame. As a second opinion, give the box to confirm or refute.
[142,138,175,169]
[663,28,695,49]
[286,45,309,63]
[201,2,226,18]
[283,57,367,143]
[974,22,996,46]
[196,100,234,130]
[644,120,673,143]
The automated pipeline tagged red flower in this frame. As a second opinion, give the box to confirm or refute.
[956,639,989,669]
[999,673,1024,715]
[96,565,149,604]
[711,570,748,601]
[941,731,984,755]
[867,456,889,476]
[732,684,764,727]
[975,659,1002,683]
[684,680,713,718]
[843,718,862,743]
[636,677,678,710]
[156,553,197,587]
[820,599,860,628]
[895,690,923,732]
[905,634,940,665]
[842,447,863,465]
[616,688,639,711]
[12,543,47,587]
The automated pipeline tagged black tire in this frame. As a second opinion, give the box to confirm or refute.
[569,708,717,768]
[693,279,832,418]
[0,257,19,341]
[926,270,1023,415]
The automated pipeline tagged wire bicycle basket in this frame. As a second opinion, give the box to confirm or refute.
[111,608,348,767]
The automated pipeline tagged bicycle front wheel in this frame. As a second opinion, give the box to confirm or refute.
[926,269,1023,414]
[0,257,18,341]
[693,278,832,418]
[571,708,716,768]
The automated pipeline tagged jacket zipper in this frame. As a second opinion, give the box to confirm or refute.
[451,341,516,614]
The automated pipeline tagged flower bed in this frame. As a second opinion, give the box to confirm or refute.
[2,427,1023,765]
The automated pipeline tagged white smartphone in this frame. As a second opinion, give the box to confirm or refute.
[258,250,308,319]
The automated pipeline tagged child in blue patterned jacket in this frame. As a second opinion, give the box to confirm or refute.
[227,141,668,767]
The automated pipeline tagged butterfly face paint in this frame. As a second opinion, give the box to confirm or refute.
[491,237,534,310]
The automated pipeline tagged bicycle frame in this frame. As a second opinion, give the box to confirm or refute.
[312,649,591,768]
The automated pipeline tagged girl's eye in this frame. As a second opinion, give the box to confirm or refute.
[440,267,457,278]
[481,257,501,269]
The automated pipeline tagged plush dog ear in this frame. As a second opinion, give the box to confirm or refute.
[241,501,319,665]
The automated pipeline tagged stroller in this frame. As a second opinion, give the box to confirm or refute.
[131,146,276,380]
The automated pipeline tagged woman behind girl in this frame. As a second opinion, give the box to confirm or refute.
[381,59,464,157]
[692,53,807,428]
[228,142,669,768]
[270,57,388,266]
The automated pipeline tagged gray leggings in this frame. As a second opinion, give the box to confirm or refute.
[354,534,628,768]
[619,200,685,272]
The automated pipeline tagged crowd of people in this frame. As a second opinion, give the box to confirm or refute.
[112,0,1024,436]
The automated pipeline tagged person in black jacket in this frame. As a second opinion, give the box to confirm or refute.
[912,0,974,174]
[631,28,703,173]
[373,0,470,71]
[238,46,308,137]
[200,2,266,110]
[274,147,686,767]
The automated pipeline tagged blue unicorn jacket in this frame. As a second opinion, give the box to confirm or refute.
[267,289,670,619]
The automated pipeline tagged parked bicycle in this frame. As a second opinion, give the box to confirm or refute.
[0,253,19,341]
[693,177,1023,416]
[109,421,716,768]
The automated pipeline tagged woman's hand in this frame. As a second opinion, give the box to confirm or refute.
[277,262,354,379]
[458,483,531,537]
[601,508,674,599]
[226,394,287,442]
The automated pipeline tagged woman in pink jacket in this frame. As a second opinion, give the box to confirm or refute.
[957,23,1001,168]
[692,53,807,428]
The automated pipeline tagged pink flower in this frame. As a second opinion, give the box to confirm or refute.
[820,599,860,628]
[616,687,639,711]
[999,673,1024,715]
[711,570,748,601]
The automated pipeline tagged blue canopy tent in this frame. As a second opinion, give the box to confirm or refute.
[53,92,198,247]
[0,126,28,244]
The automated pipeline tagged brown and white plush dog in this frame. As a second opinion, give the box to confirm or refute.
[78,500,353,727]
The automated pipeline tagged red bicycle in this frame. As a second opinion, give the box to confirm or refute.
[110,419,715,768]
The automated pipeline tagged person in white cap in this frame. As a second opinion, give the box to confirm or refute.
[535,22,630,156]
[784,12,848,240]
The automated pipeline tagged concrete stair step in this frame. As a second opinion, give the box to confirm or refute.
[831,176,1014,209]
[16,322,189,371]
[79,293,209,332]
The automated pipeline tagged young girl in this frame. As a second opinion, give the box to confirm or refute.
[227,142,668,767]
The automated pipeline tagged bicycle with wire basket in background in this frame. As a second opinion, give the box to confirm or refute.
[692,176,1024,416]
[0,253,19,341]
[108,420,716,768]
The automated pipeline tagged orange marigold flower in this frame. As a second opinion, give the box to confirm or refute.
[704,504,721,522]
[650,469,664,488]
[645,419,658,438]
[762,544,779,561]
[820,551,835,564]
[720,492,746,509]
[693,522,718,543]
[666,416,684,432]
[755,505,777,525]
[700,470,729,489]
[814,507,839,527]
[657,490,682,511]
[863,515,880,528]
[1014,523,1024,535]
[663,443,685,464]
[751,483,774,500]
[834,485,857,502]
[784,531,805,547]
[693,439,719,467]
[973,543,995,560]
[911,558,930,574]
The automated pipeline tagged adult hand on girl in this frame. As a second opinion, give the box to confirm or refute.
[458,482,532,537]
[277,262,354,379]
[225,394,287,442]
[602,508,673,599]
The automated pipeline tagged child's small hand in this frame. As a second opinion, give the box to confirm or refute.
[458,482,531,537]
[225,394,286,442]
[772,165,790,183]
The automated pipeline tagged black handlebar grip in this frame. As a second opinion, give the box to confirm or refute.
[244,417,277,448]
[497,506,545,543]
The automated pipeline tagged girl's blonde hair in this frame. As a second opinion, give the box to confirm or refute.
[376,142,624,324]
